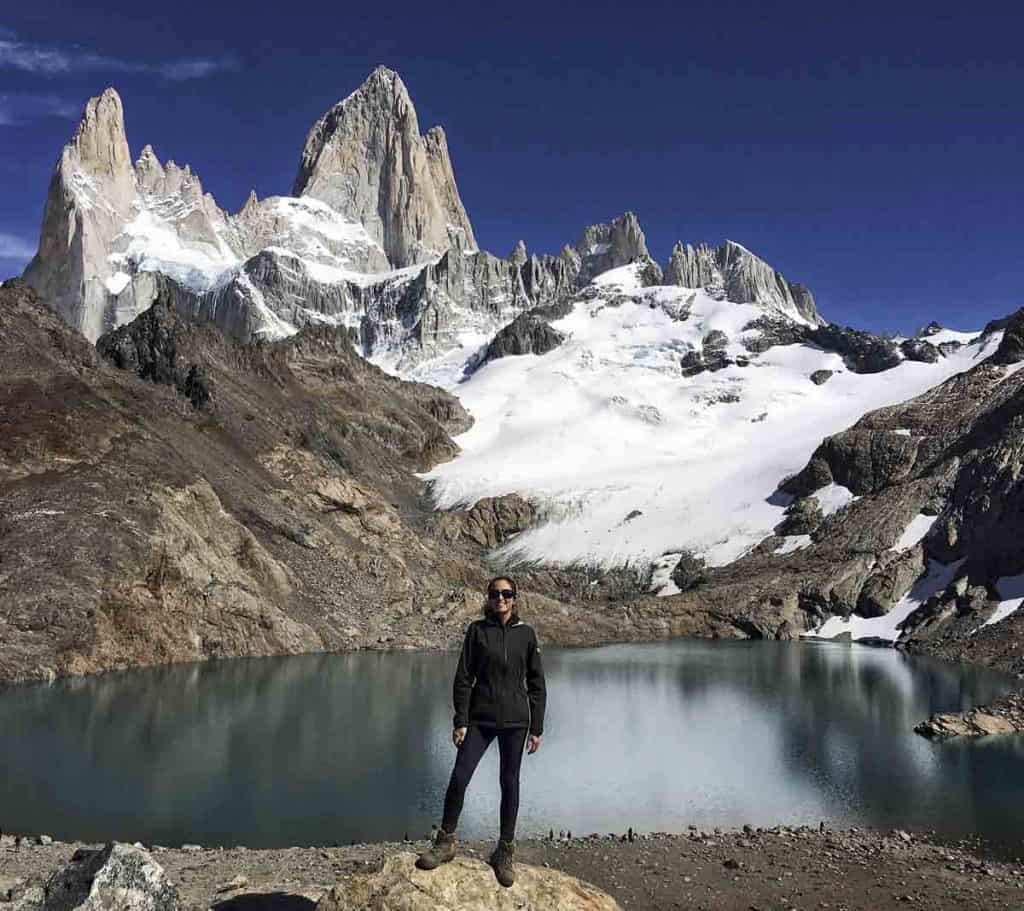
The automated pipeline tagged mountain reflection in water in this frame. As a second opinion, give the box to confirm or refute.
[1,641,1021,850]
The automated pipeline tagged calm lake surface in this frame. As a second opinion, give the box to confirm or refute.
[2,640,1023,851]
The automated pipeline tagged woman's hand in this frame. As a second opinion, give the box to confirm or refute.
[527,734,542,754]
[453,726,468,746]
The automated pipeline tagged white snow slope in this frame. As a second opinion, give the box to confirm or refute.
[418,264,999,570]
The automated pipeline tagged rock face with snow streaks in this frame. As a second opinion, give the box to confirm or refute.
[755,311,1024,672]
[574,212,662,286]
[664,240,825,326]
[23,88,138,342]
[293,66,476,267]
[24,69,841,375]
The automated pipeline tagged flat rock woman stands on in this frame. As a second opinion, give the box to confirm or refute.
[416,575,547,887]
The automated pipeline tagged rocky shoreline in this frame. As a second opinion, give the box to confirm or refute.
[915,690,1024,738]
[3,825,1024,911]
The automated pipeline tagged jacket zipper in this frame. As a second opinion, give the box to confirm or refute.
[500,621,507,727]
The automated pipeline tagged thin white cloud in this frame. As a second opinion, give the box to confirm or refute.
[0,233,36,261]
[0,92,80,126]
[0,33,239,80]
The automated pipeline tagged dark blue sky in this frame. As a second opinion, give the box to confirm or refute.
[2,0,1021,333]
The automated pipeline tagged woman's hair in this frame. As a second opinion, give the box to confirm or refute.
[483,575,517,613]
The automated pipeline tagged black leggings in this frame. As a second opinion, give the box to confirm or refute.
[440,724,528,841]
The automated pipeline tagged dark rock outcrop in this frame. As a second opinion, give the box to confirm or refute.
[574,212,659,287]
[806,324,902,374]
[742,317,811,354]
[471,311,567,372]
[900,338,940,364]
[680,330,734,376]
[670,552,708,592]
[97,301,212,409]
[810,369,834,385]
[775,496,823,536]
[988,307,1024,365]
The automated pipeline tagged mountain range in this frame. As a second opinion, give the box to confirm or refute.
[3,67,1021,685]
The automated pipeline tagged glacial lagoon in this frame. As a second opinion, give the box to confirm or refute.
[2,640,1022,851]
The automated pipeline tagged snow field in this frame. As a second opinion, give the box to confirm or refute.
[422,268,999,570]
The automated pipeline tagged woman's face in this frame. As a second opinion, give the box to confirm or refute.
[487,580,515,619]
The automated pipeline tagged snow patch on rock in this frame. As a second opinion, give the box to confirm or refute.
[808,558,965,642]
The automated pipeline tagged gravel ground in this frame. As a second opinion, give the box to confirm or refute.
[3,826,1023,911]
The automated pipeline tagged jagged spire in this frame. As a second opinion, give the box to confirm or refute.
[293,68,476,268]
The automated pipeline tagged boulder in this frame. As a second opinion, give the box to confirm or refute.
[315,852,621,911]
[12,843,179,911]
[810,369,834,385]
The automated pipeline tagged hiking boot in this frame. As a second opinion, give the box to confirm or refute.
[489,838,516,887]
[415,828,456,870]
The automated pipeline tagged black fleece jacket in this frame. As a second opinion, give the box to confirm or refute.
[452,610,546,736]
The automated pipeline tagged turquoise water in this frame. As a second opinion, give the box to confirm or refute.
[1,640,1021,850]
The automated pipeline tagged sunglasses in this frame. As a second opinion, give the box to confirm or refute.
[488,589,516,601]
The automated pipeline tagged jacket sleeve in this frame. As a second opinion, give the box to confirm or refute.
[526,629,546,736]
[452,623,476,729]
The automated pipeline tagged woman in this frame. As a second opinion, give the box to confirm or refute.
[416,575,547,887]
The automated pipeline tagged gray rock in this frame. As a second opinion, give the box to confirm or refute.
[794,428,920,496]
[806,324,902,374]
[857,547,926,617]
[670,552,707,591]
[702,329,728,351]
[741,316,811,354]
[679,350,706,377]
[810,369,834,385]
[293,67,475,267]
[435,494,537,549]
[13,843,179,911]
[680,330,734,376]
[471,312,566,371]
[776,496,823,536]
[900,338,940,363]
[988,307,1024,365]
[23,88,141,342]
[97,300,212,409]
[663,241,825,326]
[574,212,659,287]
